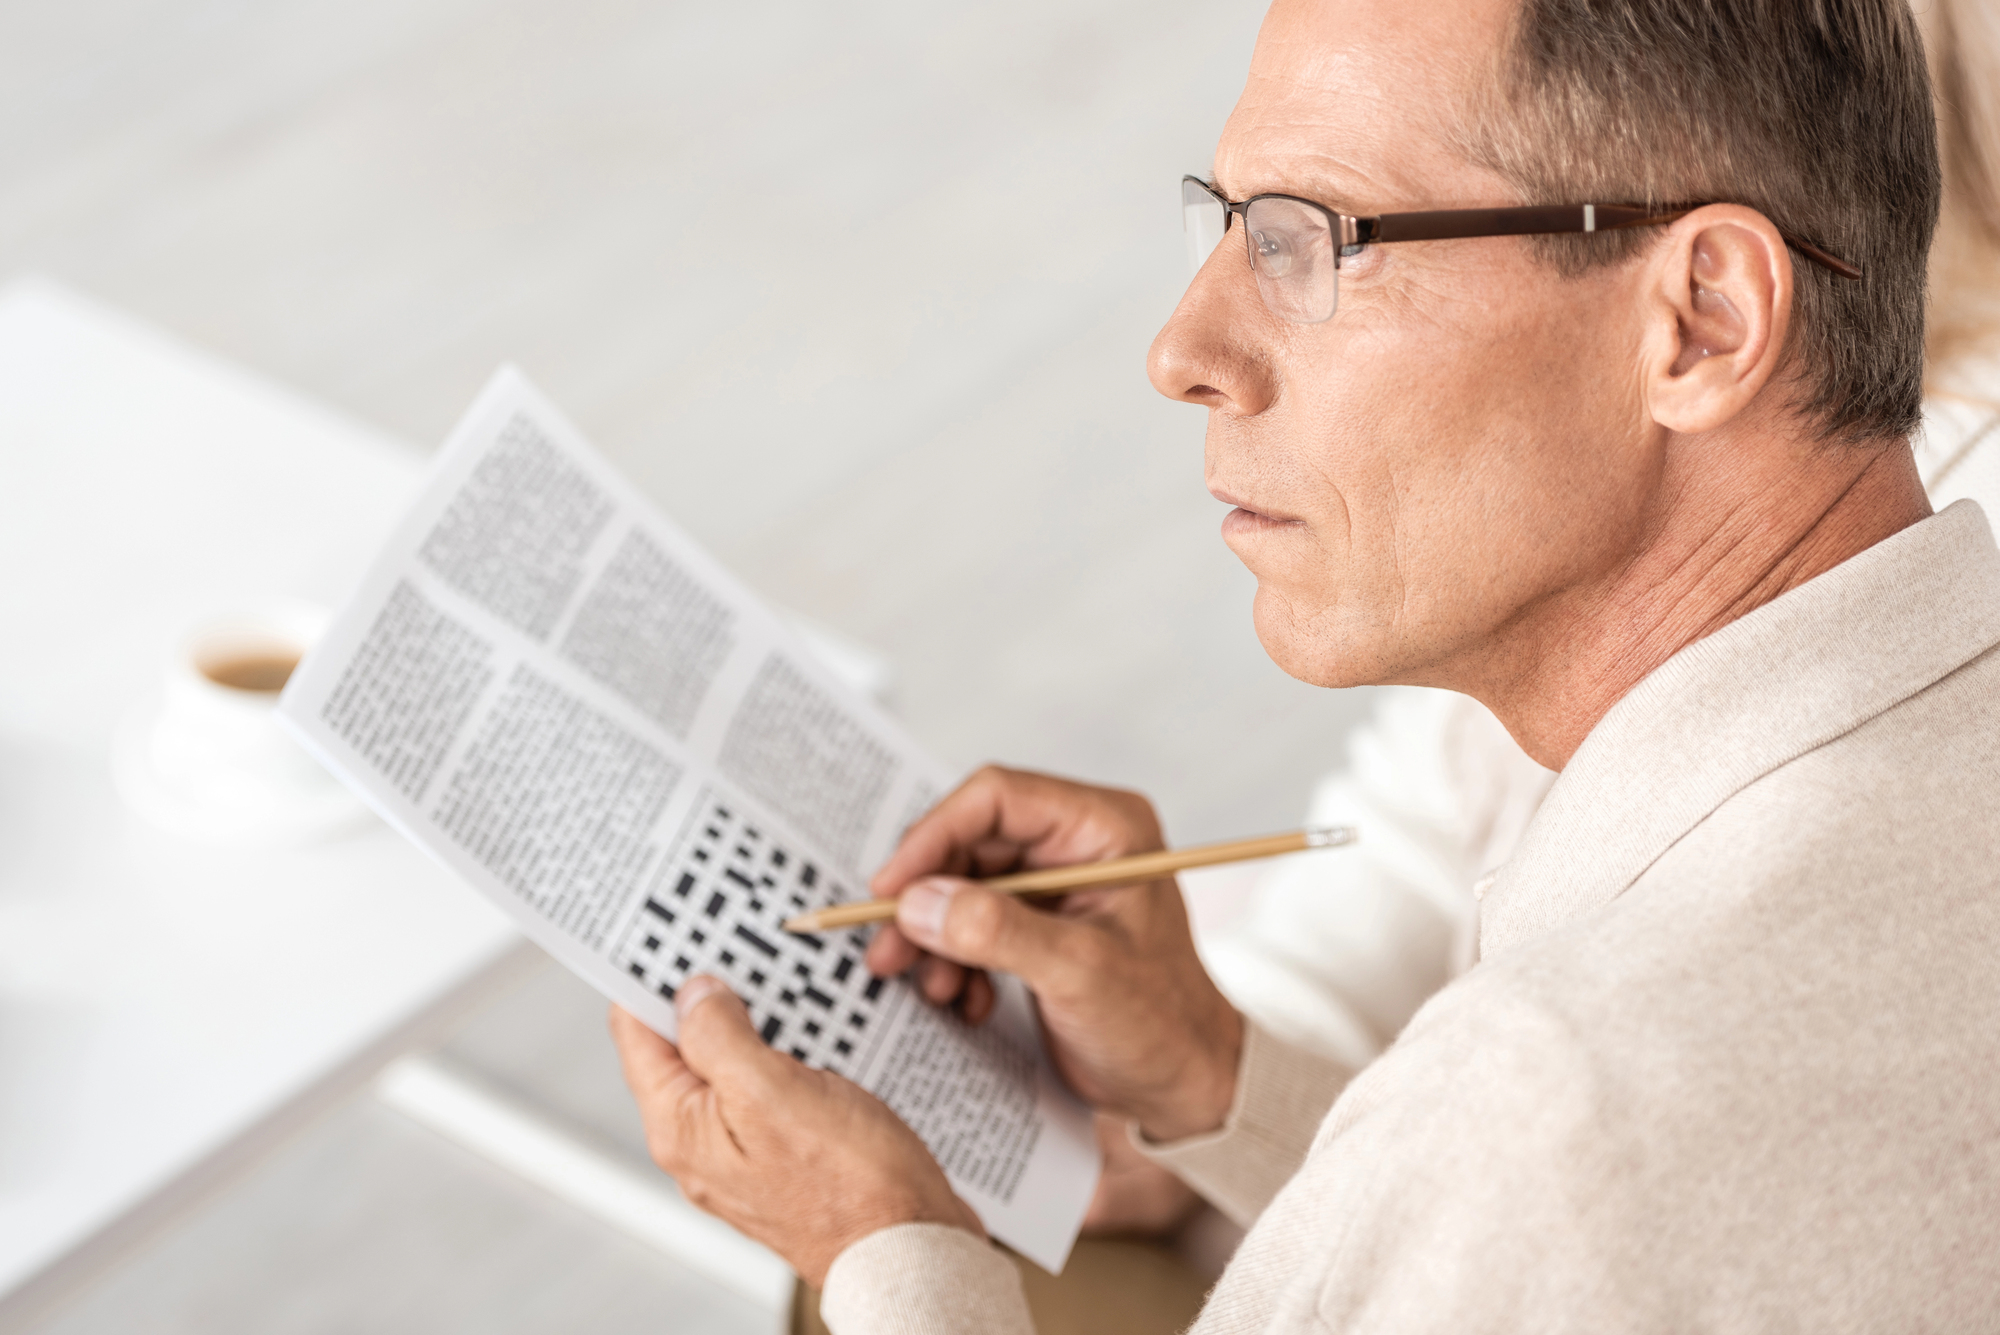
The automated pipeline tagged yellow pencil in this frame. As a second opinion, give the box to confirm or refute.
[781,825,1357,934]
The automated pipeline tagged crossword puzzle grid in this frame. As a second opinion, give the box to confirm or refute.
[610,793,896,1078]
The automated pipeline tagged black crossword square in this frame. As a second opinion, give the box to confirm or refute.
[610,792,889,1075]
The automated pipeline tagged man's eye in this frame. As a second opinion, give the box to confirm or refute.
[1337,243,1382,275]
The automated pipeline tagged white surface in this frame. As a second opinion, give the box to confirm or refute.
[375,1055,791,1323]
[0,277,522,1299]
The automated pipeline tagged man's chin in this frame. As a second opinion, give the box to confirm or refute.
[1249,586,1386,691]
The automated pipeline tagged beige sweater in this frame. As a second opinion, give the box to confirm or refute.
[822,499,2000,1333]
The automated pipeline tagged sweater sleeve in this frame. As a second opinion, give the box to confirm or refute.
[1134,1019,1352,1227]
[819,1223,1036,1335]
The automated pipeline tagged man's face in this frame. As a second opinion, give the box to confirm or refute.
[1151,0,1659,692]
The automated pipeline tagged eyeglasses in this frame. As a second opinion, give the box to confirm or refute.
[1181,175,1862,324]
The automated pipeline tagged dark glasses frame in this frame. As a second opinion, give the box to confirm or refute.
[1183,175,1863,281]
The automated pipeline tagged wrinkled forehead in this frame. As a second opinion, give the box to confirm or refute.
[1214,0,1516,213]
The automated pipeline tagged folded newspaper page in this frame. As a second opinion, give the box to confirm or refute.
[279,367,1099,1271]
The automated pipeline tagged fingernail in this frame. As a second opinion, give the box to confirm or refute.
[676,975,728,1019]
[898,878,959,945]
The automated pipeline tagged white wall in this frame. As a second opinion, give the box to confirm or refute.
[0,0,1376,846]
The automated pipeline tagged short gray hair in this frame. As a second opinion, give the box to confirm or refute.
[1465,0,1941,444]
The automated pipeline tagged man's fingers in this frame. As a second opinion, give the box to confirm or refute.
[870,771,1013,894]
[675,975,792,1099]
[609,1006,698,1102]
[969,837,1025,877]
[960,970,996,1026]
[916,954,967,1005]
[865,921,922,978]
[895,878,1086,989]
[865,876,981,980]
[863,925,996,1022]
[609,1005,717,1174]
[870,767,1144,897]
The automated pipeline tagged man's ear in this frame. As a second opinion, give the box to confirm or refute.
[1644,205,1792,435]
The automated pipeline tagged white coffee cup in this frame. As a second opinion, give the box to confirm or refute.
[113,602,367,847]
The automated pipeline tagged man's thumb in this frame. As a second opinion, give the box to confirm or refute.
[896,877,1074,984]
[675,976,784,1095]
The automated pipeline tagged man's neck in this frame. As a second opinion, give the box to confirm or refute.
[1462,435,1933,770]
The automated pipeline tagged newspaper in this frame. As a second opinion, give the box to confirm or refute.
[279,367,1099,1272]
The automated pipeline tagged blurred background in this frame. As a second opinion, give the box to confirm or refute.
[1,0,1380,1331]
[1,0,1375,843]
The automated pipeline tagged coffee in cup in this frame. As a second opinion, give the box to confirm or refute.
[111,602,366,847]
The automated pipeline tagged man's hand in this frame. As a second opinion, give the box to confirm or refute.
[609,978,983,1288]
[865,766,1243,1143]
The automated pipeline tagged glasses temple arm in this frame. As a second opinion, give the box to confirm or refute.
[1364,204,1862,280]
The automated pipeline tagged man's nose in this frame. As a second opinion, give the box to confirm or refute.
[1146,262,1278,416]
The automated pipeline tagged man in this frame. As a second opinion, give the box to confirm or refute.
[610,0,2000,1327]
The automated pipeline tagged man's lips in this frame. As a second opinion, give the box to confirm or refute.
[1221,506,1304,539]
[1209,484,1304,532]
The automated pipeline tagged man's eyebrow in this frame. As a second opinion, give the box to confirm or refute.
[1209,167,1369,216]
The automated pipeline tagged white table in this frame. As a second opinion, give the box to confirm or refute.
[0,278,527,1316]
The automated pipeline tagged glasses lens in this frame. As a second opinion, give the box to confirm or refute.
[1243,197,1338,323]
[1182,177,1230,276]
